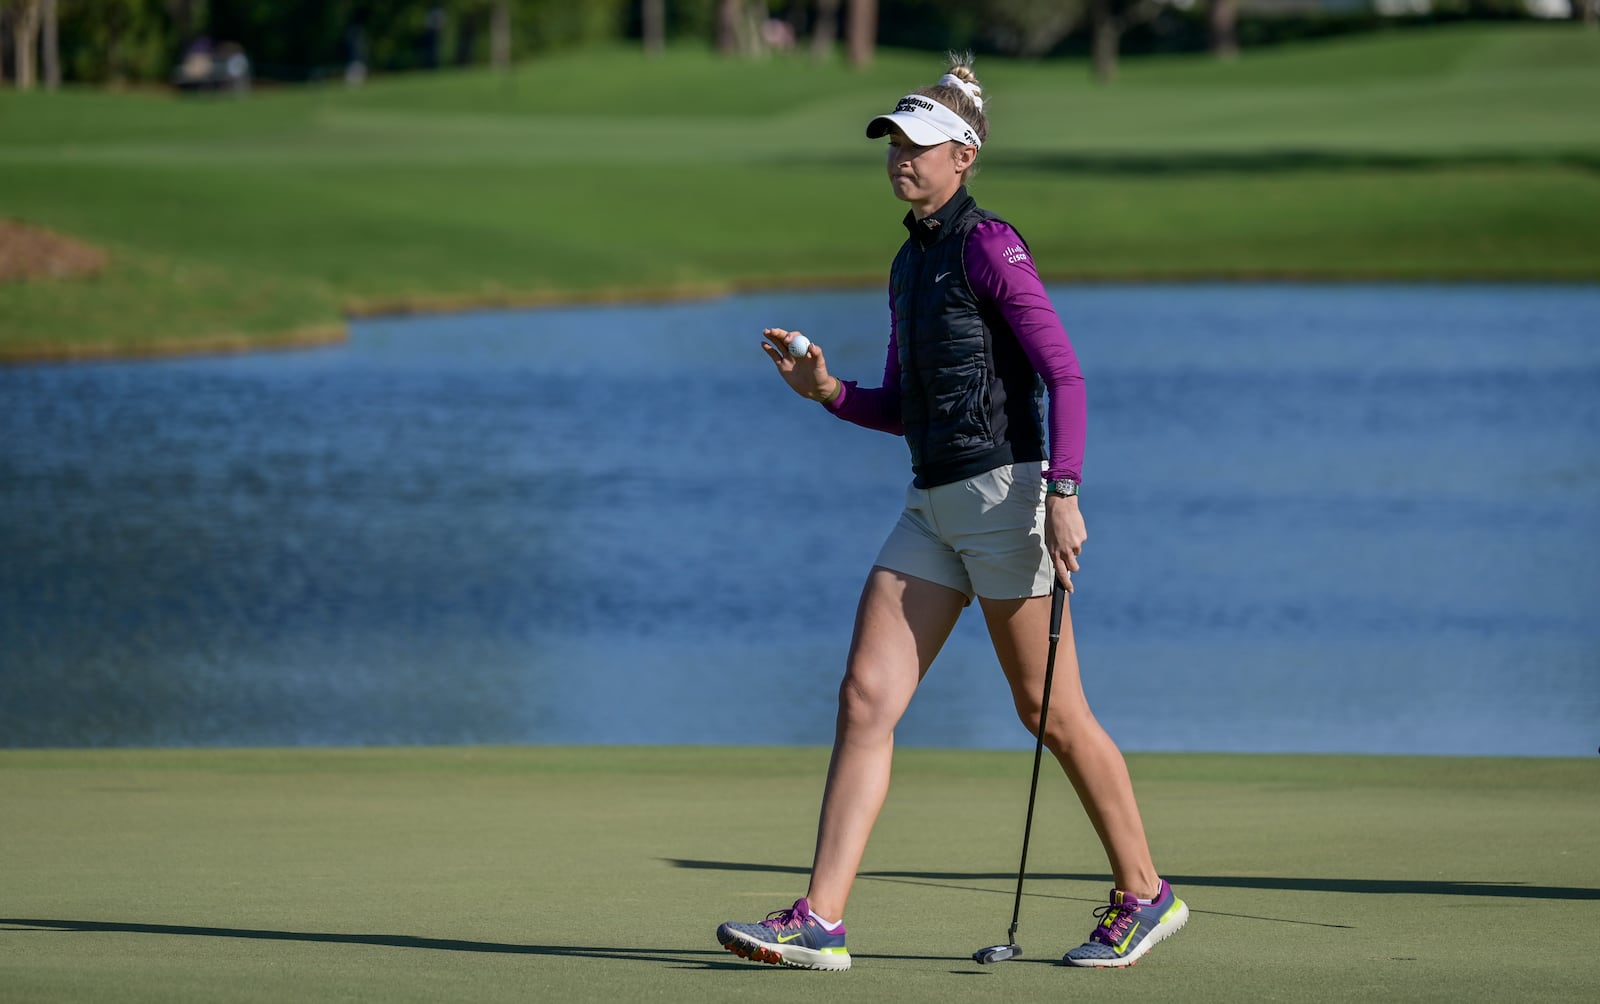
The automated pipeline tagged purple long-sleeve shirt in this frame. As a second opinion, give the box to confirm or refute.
[823,219,1087,484]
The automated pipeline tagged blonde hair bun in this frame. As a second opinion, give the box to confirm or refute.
[941,56,983,110]
[937,71,983,111]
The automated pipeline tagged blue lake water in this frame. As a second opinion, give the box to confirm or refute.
[2,284,1597,756]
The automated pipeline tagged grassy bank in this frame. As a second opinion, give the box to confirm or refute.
[2,24,1598,359]
[1,746,1596,1002]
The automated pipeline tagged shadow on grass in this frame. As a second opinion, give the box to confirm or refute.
[0,919,737,966]
[668,859,1600,902]
[0,918,954,967]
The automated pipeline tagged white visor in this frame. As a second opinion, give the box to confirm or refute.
[866,94,981,149]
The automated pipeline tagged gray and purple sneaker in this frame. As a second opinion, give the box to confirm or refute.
[1063,879,1188,968]
[716,897,851,971]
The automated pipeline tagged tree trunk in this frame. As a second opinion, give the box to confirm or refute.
[1208,0,1238,61]
[1090,0,1118,85]
[490,0,511,70]
[812,0,839,61]
[846,0,875,69]
[716,0,741,55]
[14,0,40,90]
[641,0,664,57]
[742,0,765,55]
[42,0,58,89]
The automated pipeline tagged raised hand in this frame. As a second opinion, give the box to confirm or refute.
[761,327,840,403]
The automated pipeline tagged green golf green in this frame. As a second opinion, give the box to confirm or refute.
[3,746,1595,1002]
[3,23,1600,358]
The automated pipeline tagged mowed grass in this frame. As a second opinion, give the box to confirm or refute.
[1,747,1596,1003]
[1,23,1599,357]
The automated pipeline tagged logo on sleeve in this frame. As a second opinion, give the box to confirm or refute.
[1003,244,1029,265]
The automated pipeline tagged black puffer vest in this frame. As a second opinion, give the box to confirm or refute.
[891,188,1045,489]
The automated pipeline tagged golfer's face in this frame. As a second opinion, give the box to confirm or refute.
[885,128,961,204]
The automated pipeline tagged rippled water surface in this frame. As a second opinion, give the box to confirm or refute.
[3,284,1597,755]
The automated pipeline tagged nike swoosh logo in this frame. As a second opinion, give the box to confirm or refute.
[1115,921,1141,954]
[776,932,804,944]
[935,271,952,282]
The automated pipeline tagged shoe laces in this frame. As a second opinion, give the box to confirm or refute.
[761,899,809,932]
[1089,899,1139,946]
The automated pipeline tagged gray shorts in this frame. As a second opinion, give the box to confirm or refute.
[873,461,1054,602]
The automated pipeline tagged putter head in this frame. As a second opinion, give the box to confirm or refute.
[972,943,1020,964]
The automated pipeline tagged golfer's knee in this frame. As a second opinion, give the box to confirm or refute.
[1016,705,1079,755]
[837,671,896,735]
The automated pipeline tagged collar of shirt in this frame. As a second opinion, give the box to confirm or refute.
[901,186,975,250]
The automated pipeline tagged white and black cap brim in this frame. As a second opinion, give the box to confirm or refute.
[866,94,981,149]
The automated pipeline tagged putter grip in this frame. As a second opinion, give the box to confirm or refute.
[1050,578,1065,641]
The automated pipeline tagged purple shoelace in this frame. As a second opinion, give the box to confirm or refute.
[761,898,812,931]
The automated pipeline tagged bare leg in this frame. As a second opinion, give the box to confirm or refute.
[978,592,1160,899]
[804,567,967,922]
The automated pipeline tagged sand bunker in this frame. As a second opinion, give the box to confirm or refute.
[0,219,109,283]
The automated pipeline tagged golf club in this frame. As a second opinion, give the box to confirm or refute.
[973,577,1066,965]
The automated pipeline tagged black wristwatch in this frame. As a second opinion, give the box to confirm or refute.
[1045,478,1079,498]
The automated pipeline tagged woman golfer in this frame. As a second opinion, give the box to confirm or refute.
[716,59,1187,971]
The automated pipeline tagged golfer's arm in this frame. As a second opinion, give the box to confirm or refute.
[969,222,1085,484]
[823,301,904,436]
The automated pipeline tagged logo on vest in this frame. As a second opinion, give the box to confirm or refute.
[1003,244,1029,265]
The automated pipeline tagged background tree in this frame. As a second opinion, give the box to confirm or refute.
[41,0,58,87]
[1087,0,1165,84]
[715,0,739,54]
[846,0,874,67]
[12,0,39,89]
[715,0,772,58]
[1209,0,1238,60]
[204,0,357,79]
[811,0,839,61]
[640,0,663,56]
[164,0,203,39]
[490,0,509,68]
[981,0,1081,58]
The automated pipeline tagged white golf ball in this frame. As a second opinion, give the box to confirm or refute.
[788,334,812,358]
